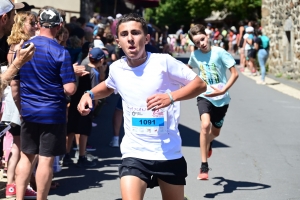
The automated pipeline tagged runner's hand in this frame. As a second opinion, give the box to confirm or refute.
[204,86,225,97]
[146,93,171,111]
[77,93,93,116]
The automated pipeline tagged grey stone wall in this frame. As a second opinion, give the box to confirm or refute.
[261,0,300,82]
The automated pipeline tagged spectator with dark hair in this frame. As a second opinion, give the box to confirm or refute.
[76,17,86,29]
[67,27,85,63]
[105,33,117,64]
[56,26,69,47]
[95,27,106,44]
[70,16,77,23]
[254,29,269,85]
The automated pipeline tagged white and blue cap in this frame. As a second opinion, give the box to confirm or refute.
[39,7,62,28]
[0,0,24,16]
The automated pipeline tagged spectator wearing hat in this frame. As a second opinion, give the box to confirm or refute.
[80,40,108,66]
[243,26,257,75]
[14,6,76,200]
[64,47,106,168]
[0,0,35,96]
[17,2,35,12]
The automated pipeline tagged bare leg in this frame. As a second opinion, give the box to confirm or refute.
[75,134,80,149]
[66,133,75,154]
[158,178,184,200]
[120,175,147,200]
[239,48,245,69]
[200,114,211,163]
[79,135,88,156]
[15,152,35,200]
[7,136,20,184]
[206,126,221,152]
[35,155,54,200]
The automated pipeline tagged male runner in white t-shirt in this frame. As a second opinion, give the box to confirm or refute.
[187,24,239,180]
[77,13,207,200]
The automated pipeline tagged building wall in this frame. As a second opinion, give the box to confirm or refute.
[261,0,300,81]
[14,0,80,22]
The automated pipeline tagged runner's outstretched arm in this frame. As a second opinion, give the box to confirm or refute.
[204,66,238,98]
[77,81,114,116]
[147,76,206,110]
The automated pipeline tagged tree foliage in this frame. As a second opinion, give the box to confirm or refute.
[144,0,261,29]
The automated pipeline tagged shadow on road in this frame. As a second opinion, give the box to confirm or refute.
[49,158,120,197]
[179,124,230,148]
[204,176,271,198]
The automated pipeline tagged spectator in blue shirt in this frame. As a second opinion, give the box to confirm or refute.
[13,7,76,200]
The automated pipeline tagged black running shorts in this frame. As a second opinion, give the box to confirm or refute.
[197,97,229,128]
[21,121,66,157]
[9,124,20,136]
[119,157,187,188]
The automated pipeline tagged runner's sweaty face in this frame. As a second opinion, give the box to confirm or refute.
[116,21,149,59]
[192,34,210,53]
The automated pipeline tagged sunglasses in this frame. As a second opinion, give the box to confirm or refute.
[27,21,37,27]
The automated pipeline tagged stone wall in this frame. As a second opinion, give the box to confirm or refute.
[261,0,300,82]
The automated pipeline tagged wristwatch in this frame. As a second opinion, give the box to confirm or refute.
[84,90,94,100]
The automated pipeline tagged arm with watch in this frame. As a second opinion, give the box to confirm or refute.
[78,81,114,116]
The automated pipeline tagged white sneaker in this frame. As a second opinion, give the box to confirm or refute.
[256,80,266,85]
[109,139,119,147]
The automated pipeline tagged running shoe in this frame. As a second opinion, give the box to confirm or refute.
[6,183,16,198]
[24,185,37,199]
[62,154,73,166]
[256,80,266,85]
[86,153,97,162]
[109,138,119,147]
[76,157,96,168]
[73,145,96,151]
[207,141,213,158]
[197,166,210,180]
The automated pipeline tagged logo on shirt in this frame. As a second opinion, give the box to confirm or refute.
[199,62,220,85]
[132,111,143,116]
[152,109,164,117]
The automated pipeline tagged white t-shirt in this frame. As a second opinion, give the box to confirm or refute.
[105,52,197,160]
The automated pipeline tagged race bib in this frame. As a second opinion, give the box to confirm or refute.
[205,83,228,100]
[130,107,167,135]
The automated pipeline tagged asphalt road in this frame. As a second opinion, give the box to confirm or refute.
[45,62,300,200]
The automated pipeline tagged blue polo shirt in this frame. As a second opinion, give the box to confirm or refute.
[16,36,76,124]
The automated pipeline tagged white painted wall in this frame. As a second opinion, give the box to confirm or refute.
[15,0,80,22]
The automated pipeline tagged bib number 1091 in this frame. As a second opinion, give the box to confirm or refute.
[132,118,164,127]
[139,119,155,125]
